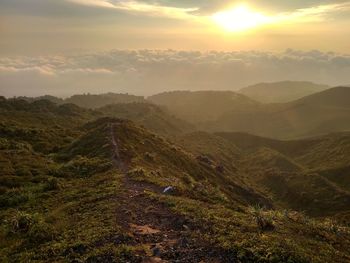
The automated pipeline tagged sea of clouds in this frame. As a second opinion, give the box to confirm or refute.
[1,49,350,97]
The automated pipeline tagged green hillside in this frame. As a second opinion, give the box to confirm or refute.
[1,97,350,262]
[98,102,194,135]
[212,131,350,216]
[65,93,145,109]
[239,81,329,103]
[18,93,145,109]
[203,87,350,139]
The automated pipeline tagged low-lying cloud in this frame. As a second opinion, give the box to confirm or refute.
[1,49,350,97]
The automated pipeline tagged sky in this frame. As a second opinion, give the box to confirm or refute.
[0,0,350,96]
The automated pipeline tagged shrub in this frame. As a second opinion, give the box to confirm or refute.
[27,220,56,244]
[0,188,31,208]
[7,210,56,244]
[44,178,61,191]
[9,211,34,233]
[15,167,33,177]
[127,167,147,179]
[181,172,195,187]
[320,218,344,235]
[61,156,112,178]
[144,152,156,162]
[0,176,25,188]
[249,205,275,231]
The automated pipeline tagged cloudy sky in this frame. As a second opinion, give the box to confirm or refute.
[1,0,350,53]
[0,0,349,96]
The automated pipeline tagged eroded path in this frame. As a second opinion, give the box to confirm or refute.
[110,123,205,262]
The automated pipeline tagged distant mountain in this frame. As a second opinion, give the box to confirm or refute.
[203,86,350,139]
[238,81,329,103]
[148,90,259,123]
[98,102,194,135]
[17,95,64,104]
[295,85,350,108]
[17,93,146,109]
[65,93,145,109]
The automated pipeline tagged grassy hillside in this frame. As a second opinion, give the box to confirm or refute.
[98,102,194,135]
[204,87,350,139]
[239,81,329,103]
[18,93,145,109]
[65,93,145,109]
[1,97,350,262]
[216,131,350,171]
[0,99,100,153]
[212,131,350,216]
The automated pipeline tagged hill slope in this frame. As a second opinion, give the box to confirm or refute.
[239,81,329,103]
[205,87,350,139]
[213,131,350,216]
[18,93,145,109]
[1,98,350,262]
[148,90,259,123]
[98,102,194,135]
[65,93,145,109]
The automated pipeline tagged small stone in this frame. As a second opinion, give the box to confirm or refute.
[151,245,161,256]
[163,186,174,194]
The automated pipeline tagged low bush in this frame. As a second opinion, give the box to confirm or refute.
[60,156,112,178]
[126,167,147,179]
[0,188,32,208]
[15,167,33,177]
[6,210,57,244]
[9,211,34,233]
[249,205,275,231]
[43,178,61,191]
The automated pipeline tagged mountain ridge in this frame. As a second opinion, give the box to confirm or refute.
[238,81,329,103]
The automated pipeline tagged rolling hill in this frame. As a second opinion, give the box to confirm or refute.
[212,131,350,215]
[148,90,259,123]
[203,86,350,139]
[178,130,350,217]
[1,95,350,262]
[65,93,145,109]
[239,81,329,103]
[98,102,194,135]
[18,93,145,109]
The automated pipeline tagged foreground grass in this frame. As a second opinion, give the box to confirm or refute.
[150,193,350,263]
[0,171,138,262]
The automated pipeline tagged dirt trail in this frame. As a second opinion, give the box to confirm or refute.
[110,123,127,173]
[109,123,201,262]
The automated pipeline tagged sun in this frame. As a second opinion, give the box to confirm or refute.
[212,5,271,32]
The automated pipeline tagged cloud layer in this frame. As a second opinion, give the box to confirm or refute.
[1,49,350,97]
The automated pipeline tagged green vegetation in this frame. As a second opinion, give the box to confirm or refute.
[150,87,350,139]
[1,94,350,262]
[98,102,194,135]
[20,92,145,109]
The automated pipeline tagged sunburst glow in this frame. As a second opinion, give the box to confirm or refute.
[212,5,271,32]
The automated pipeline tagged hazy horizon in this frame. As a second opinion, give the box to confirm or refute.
[1,48,349,97]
